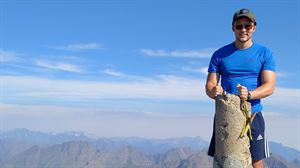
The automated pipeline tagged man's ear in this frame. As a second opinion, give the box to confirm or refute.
[232,25,235,32]
[252,25,256,32]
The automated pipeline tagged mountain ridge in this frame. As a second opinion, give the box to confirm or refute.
[1,128,299,168]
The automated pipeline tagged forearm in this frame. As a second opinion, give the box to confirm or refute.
[206,72,221,99]
[206,83,216,99]
[249,82,275,100]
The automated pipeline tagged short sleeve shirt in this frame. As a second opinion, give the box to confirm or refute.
[208,42,276,113]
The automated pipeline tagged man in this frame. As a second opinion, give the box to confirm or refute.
[206,8,276,168]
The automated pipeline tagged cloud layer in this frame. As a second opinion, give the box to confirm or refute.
[1,75,206,102]
[36,60,83,73]
[2,75,299,112]
[0,48,18,62]
[51,43,103,51]
[140,48,215,58]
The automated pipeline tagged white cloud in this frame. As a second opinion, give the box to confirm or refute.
[140,48,215,58]
[102,69,127,77]
[101,68,157,82]
[36,60,83,73]
[276,72,292,78]
[182,66,208,75]
[0,48,18,62]
[2,75,299,112]
[52,43,103,51]
[264,87,300,109]
[1,75,206,102]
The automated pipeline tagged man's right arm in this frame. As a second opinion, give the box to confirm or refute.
[206,72,222,99]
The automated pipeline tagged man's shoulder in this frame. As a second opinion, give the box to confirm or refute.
[252,43,272,53]
[217,42,235,51]
[213,42,235,57]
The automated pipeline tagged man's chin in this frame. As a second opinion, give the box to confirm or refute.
[238,38,250,43]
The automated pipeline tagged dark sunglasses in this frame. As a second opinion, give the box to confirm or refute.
[234,23,254,30]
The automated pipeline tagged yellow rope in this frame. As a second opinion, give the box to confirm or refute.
[239,99,256,141]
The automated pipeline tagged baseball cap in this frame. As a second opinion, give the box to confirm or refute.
[232,8,256,25]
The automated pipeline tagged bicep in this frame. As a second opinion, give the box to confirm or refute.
[261,70,276,85]
[206,72,220,86]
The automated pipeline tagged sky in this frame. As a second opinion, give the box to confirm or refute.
[0,0,299,150]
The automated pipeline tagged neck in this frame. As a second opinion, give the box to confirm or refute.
[235,39,253,49]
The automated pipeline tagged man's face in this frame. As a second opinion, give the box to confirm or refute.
[232,17,256,43]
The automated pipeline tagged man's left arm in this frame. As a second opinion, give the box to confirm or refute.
[248,70,276,100]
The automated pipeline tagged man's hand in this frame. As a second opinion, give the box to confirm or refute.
[212,85,223,98]
[237,84,249,100]
[206,72,223,99]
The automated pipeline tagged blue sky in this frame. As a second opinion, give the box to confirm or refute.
[0,0,299,149]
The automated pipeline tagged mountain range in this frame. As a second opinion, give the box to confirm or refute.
[0,128,299,168]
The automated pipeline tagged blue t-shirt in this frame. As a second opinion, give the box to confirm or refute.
[208,42,276,113]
